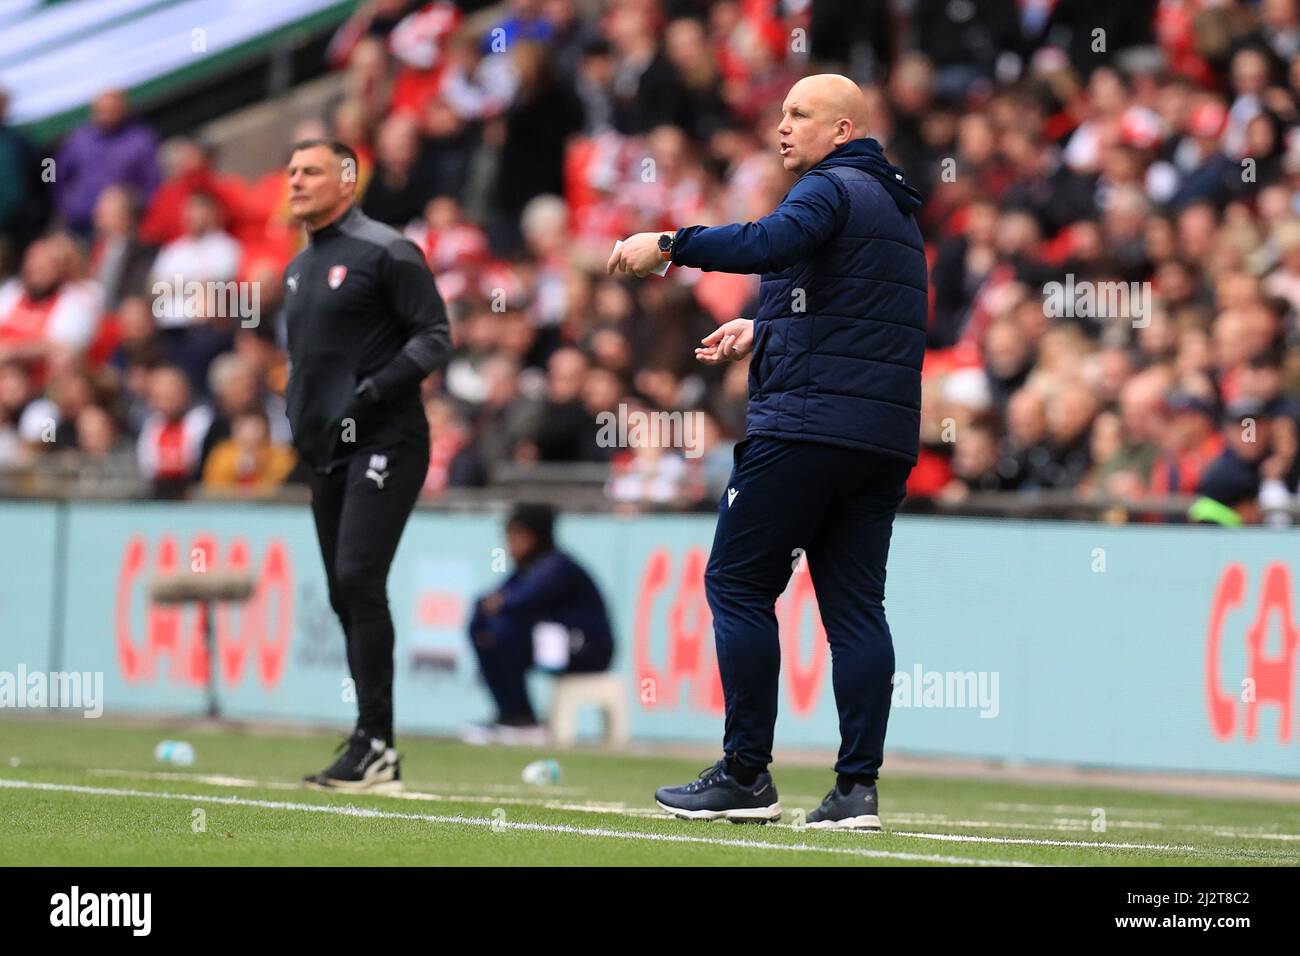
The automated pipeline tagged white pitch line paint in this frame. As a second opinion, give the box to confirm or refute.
[884,813,1160,833]
[0,778,1036,867]
[890,830,1196,852]
[86,768,588,797]
[1208,829,1300,842]
[897,810,1300,843]
[805,802,1300,845]
[89,769,266,788]
[88,768,665,815]
[985,801,1193,818]
[76,773,1126,837]
[77,769,1295,853]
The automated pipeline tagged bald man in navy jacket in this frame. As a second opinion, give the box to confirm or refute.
[611,74,926,830]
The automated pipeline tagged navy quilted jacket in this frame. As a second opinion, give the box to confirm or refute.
[672,137,927,463]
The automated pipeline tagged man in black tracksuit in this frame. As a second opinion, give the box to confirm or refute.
[282,139,451,792]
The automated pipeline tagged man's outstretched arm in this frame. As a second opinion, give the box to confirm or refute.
[609,172,847,277]
[675,172,846,274]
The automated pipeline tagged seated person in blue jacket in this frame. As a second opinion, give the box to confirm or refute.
[462,502,614,744]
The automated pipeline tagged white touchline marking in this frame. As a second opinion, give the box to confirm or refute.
[0,777,1035,867]
[397,792,665,816]
[799,799,1300,844]
[86,769,588,797]
[877,813,1164,833]
[890,830,1197,852]
[88,769,266,788]
[86,768,661,814]
[76,770,1300,855]
[892,809,1300,843]
[1208,830,1300,842]
[986,801,1193,817]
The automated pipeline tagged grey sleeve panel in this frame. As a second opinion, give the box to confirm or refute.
[339,210,407,248]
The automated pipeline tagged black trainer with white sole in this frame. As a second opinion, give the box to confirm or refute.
[303,729,403,794]
[805,780,882,831]
[654,759,782,823]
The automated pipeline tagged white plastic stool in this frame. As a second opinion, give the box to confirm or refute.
[548,673,629,747]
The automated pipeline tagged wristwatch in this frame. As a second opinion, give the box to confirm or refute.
[658,232,674,262]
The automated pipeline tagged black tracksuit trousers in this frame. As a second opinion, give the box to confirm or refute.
[307,441,428,744]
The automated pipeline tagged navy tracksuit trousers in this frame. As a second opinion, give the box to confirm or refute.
[704,436,912,779]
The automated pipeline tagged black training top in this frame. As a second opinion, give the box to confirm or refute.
[281,205,451,471]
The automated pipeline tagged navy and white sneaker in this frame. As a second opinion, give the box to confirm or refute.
[303,730,402,794]
[655,759,782,823]
[806,780,882,831]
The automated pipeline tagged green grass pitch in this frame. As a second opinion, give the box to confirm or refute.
[2,720,1298,867]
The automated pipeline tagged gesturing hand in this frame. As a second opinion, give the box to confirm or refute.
[606,232,665,277]
[695,318,754,365]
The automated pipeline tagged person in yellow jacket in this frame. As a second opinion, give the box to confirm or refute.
[201,408,296,494]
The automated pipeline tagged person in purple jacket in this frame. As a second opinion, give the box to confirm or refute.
[55,90,161,236]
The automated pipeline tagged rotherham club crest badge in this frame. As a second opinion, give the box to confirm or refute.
[328,265,347,289]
